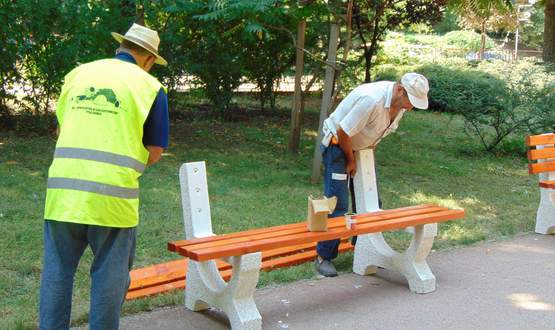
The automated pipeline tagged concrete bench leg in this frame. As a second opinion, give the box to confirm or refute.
[180,161,262,329]
[352,149,437,293]
[535,160,555,234]
[353,224,438,294]
[535,188,555,234]
[185,253,262,330]
[533,144,555,235]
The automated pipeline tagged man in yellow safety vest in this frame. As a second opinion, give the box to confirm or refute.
[39,23,169,330]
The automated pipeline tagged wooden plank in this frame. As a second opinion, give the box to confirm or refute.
[130,240,349,293]
[539,180,555,189]
[175,206,445,253]
[168,204,437,251]
[126,242,353,300]
[528,147,555,161]
[262,241,353,270]
[526,134,555,147]
[126,278,188,300]
[186,209,465,261]
[129,261,187,291]
[174,206,446,258]
[529,161,555,174]
[129,259,186,282]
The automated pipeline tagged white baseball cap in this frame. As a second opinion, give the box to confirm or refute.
[401,72,429,109]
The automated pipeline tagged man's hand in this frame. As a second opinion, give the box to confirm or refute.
[346,158,356,176]
[145,145,164,166]
[337,127,356,176]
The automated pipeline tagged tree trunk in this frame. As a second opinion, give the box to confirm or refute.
[355,6,371,83]
[480,20,486,60]
[310,23,339,183]
[364,7,383,83]
[545,0,555,63]
[288,20,306,154]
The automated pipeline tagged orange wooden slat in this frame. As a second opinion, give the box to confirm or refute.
[129,240,348,294]
[126,242,353,300]
[526,134,555,147]
[529,161,555,174]
[167,204,437,251]
[262,242,353,270]
[126,278,187,300]
[186,209,465,261]
[174,206,447,258]
[129,259,187,282]
[528,147,555,161]
[126,268,234,300]
[539,180,555,189]
[129,265,185,291]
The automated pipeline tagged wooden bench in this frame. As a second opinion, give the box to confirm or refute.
[526,133,555,234]
[126,239,354,300]
[169,149,465,330]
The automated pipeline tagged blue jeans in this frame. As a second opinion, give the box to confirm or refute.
[316,145,381,260]
[39,220,136,330]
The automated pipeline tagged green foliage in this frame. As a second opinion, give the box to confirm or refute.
[192,0,298,110]
[0,2,21,127]
[241,31,296,109]
[519,4,545,49]
[187,27,244,112]
[443,30,494,51]
[353,0,448,82]
[433,8,461,33]
[0,0,133,127]
[145,0,301,112]
[371,31,495,69]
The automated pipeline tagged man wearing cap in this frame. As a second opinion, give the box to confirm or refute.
[39,23,169,330]
[314,73,429,277]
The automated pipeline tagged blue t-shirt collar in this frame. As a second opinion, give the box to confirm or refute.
[115,52,137,64]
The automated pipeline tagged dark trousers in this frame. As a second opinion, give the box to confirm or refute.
[316,145,381,260]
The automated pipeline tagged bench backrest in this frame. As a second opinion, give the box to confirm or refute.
[353,149,381,213]
[179,162,214,239]
[526,133,555,177]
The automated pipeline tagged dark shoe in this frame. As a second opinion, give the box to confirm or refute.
[314,258,338,277]
[351,236,357,246]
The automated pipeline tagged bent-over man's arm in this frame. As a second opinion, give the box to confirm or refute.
[337,128,356,177]
[143,88,169,167]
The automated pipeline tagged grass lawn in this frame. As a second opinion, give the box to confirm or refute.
[0,98,538,329]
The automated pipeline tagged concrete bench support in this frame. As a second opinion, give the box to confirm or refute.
[535,144,555,234]
[352,149,437,293]
[180,162,262,330]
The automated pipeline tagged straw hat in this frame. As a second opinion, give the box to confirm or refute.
[112,23,167,66]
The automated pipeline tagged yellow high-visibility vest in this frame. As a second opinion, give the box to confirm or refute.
[44,58,163,227]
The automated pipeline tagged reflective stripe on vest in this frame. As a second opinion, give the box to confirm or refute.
[54,147,146,173]
[47,177,139,199]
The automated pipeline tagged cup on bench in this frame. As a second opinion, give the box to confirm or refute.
[344,212,356,230]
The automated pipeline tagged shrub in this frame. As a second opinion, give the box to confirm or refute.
[433,8,460,34]
[442,30,493,52]
[1,0,132,126]
[185,29,244,112]
[241,30,295,110]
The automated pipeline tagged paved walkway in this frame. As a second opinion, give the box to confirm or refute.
[104,234,555,329]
